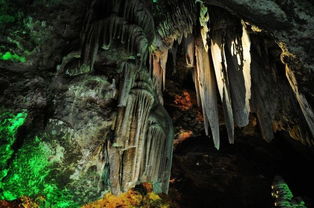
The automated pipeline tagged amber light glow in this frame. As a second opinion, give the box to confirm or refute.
[174,90,193,111]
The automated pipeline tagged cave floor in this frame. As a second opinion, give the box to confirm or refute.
[168,133,314,208]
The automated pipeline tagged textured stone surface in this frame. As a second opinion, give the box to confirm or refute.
[1,0,175,206]
[1,0,314,206]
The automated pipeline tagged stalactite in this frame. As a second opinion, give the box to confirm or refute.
[184,35,195,68]
[225,24,252,127]
[169,42,178,72]
[56,51,93,76]
[154,0,197,45]
[119,0,155,43]
[250,38,278,142]
[80,0,155,74]
[193,67,201,106]
[286,65,314,138]
[194,37,220,150]
[152,48,169,104]
[199,1,210,52]
[82,16,149,69]
[82,0,154,43]
[211,32,235,144]
[149,0,197,94]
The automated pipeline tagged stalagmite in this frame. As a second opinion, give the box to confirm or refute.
[211,34,235,144]
[195,37,220,150]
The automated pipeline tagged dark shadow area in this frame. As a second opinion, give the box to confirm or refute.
[169,132,314,208]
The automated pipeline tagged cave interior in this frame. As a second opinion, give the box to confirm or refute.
[0,0,314,207]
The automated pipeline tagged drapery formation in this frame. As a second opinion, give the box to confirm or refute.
[61,0,175,195]
[111,67,173,194]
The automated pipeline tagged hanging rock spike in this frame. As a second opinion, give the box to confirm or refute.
[194,37,220,150]
[286,65,314,139]
[225,23,252,127]
[211,33,235,144]
[184,35,195,68]
[152,48,169,104]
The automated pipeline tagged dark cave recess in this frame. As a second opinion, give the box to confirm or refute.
[169,133,314,208]
[163,39,314,207]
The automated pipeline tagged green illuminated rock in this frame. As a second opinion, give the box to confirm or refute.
[0,52,26,63]
[0,111,28,171]
[0,112,78,208]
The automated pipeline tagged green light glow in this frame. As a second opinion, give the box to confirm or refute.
[0,112,78,208]
[0,51,26,62]
[272,177,307,208]
[0,111,28,170]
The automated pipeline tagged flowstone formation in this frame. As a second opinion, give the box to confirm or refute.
[73,0,174,196]
[1,0,173,206]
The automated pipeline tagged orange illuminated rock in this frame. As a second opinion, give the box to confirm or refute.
[174,130,193,145]
[174,90,193,111]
